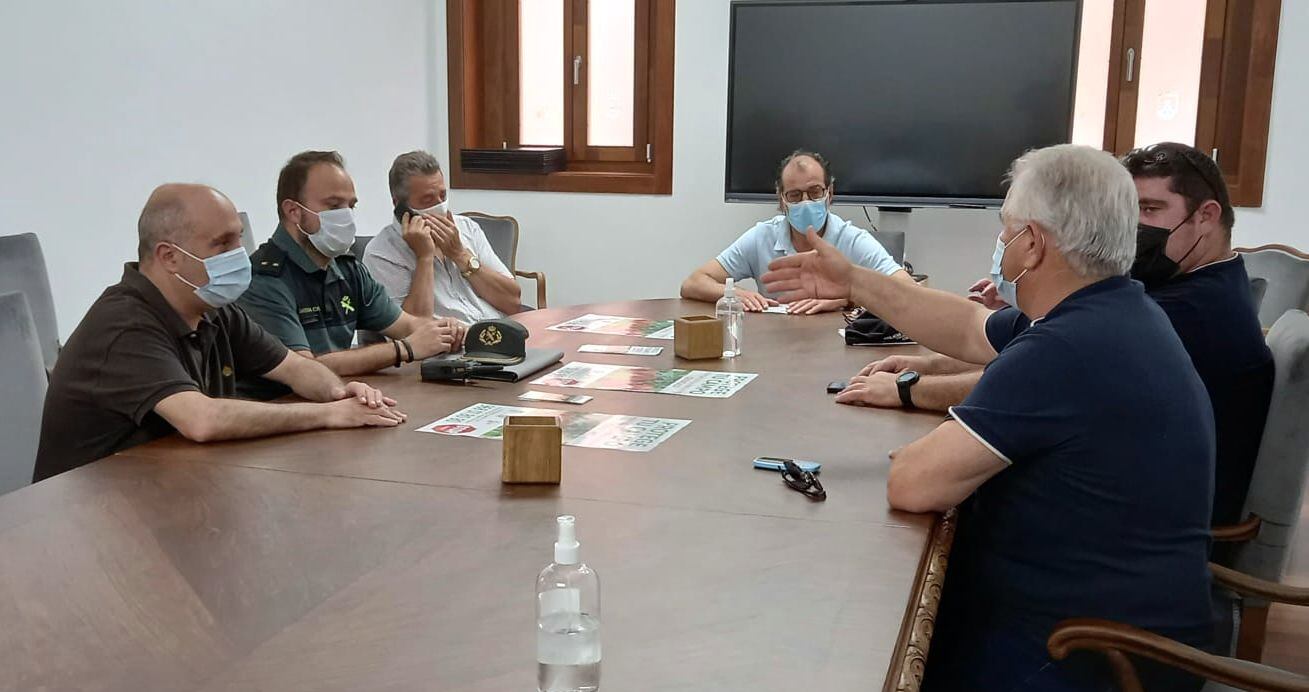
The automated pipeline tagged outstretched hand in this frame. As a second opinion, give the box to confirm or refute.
[967,278,1006,311]
[760,229,854,303]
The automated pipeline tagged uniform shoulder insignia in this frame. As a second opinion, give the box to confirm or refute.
[252,243,289,276]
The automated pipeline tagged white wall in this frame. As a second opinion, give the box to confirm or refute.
[0,0,433,339]
[3,0,1305,339]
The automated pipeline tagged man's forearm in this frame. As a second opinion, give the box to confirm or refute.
[848,267,996,364]
[314,342,403,377]
[911,372,984,412]
[467,267,523,315]
[920,352,985,376]
[285,356,346,402]
[402,260,436,318]
[680,273,724,303]
[188,398,332,442]
[259,351,346,402]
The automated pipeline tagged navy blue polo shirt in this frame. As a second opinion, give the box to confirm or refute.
[931,276,1215,689]
[1149,255,1273,525]
[988,255,1272,526]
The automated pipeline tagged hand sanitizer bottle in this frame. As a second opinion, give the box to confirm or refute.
[716,278,744,358]
[537,516,601,692]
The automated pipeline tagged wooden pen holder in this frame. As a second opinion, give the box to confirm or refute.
[502,416,562,484]
[674,315,724,360]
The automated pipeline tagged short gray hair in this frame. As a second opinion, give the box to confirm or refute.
[1001,144,1138,278]
[137,194,190,260]
[388,150,443,202]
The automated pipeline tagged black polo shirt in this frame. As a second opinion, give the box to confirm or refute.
[33,264,288,481]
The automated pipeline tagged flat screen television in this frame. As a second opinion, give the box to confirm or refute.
[725,0,1082,208]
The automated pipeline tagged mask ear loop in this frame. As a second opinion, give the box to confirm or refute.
[1165,205,1205,270]
[286,199,319,236]
[1003,226,1033,284]
[165,243,205,290]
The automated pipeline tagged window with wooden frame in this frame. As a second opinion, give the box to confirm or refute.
[1071,0,1282,207]
[446,0,675,195]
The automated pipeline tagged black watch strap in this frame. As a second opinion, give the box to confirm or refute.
[897,372,919,409]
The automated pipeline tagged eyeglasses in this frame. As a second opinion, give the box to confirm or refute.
[781,183,830,205]
[1125,144,1226,203]
[781,460,827,501]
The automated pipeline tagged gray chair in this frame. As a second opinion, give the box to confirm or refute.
[350,235,385,346]
[1249,277,1268,313]
[1237,244,1309,328]
[1219,309,1309,660]
[870,229,906,266]
[1045,311,1309,690]
[0,292,47,494]
[350,234,373,260]
[0,233,60,372]
[462,212,548,309]
[238,212,257,254]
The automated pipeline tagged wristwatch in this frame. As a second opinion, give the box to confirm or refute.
[896,371,921,409]
[460,254,481,278]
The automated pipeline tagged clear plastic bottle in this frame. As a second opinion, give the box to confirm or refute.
[536,516,601,692]
[715,278,744,358]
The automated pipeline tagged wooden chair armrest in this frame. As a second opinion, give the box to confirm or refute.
[1211,514,1262,542]
[514,270,547,309]
[1048,618,1309,692]
[1211,563,1309,606]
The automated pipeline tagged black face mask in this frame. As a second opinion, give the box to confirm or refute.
[1131,209,1202,288]
[1132,222,1180,287]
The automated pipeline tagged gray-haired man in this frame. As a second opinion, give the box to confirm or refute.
[362,151,522,323]
[764,145,1214,690]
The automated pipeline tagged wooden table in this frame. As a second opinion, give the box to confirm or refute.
[0,299,952,692]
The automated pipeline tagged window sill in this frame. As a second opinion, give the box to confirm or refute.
[450,167,671,195]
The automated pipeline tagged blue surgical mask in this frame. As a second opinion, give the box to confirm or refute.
[988,227,1030,309]
[294,202,358,258]
[171,244,252,308]
[786,198,829,234]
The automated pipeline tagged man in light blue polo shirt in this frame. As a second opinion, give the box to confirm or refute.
[680,150,911,313]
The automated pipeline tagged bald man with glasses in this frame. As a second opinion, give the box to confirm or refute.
[680,149,913,314]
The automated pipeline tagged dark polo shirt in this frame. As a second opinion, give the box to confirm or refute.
[236,226,400,399]
[33,264,288,482]
[928,276,1214,691]
[986,255,1273,526]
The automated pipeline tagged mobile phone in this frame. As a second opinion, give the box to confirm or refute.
[753,456,821,473]
[518,390,593,405]
[826,380,848,394]
[393,201,416,222]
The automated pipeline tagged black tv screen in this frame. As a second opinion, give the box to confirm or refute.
[726,0,1081,207]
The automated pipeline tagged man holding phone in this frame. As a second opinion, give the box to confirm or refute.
[363,150,523,324]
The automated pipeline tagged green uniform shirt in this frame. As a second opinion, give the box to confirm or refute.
[237,225,402,398]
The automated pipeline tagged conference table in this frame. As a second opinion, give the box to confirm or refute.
[0,299,953,692]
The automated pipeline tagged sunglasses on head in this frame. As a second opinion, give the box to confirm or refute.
[1126,144,1226,202]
